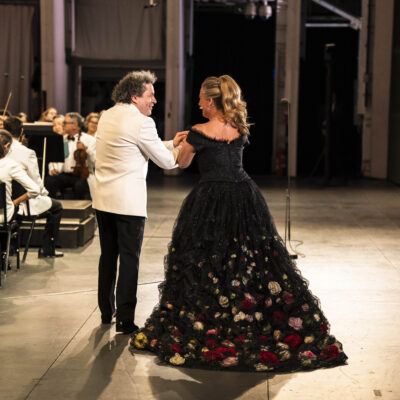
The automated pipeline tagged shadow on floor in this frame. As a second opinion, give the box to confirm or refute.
[146,359,292,400]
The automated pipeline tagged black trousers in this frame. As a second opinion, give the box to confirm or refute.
[96,210,145,323]
[45,173,90,200]
[37,199,63,252]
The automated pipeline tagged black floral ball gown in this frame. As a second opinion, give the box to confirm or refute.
[131,128,347,372]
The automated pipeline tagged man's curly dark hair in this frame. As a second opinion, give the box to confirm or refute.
[111,70,157,104]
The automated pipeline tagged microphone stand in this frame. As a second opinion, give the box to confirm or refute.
[281,98,298,260]
[41,137,47,185]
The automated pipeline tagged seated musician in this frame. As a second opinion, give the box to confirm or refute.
[3,118,63,258]
[45,112,96,200]
[0,129,39,261]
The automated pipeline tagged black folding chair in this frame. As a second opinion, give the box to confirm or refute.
[0,182,20,286]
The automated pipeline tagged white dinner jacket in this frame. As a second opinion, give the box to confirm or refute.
[92,103,177,217]
[7,140,52,216]
[0,158,40,222]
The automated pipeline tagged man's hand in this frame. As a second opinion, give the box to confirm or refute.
[173,130,189,147]
[76,141,88,151]
[50,169,59,176]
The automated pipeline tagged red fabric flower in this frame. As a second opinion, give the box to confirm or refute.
[206,339,216,348]
[259,351,279,365]
[320,345,340,360]
[320,324,328,332]
[272,311,285,325]
[203,350,224,362]
[282,292,294,304]
[242,299,253,310]
[172,343,182,354]
[273,250,279,256]
[234,335,246,345]
[216,347,237,357]
[196,314,207,322]
[170,329,183,337]
[283,334,302,349]
[259,335,267,341]
[203,347,236,362]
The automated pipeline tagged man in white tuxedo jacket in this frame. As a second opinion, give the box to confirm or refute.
[4,117,63,257]
[93,70,185,334]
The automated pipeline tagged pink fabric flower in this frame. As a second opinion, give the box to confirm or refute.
[206,329,217,335]
[299,351,317,360]
[221,357,238,367]
[288,317,303,330]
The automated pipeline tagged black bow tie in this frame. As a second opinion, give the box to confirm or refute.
[67,136,76,141]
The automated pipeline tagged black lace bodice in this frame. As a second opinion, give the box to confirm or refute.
[186,128,250,182]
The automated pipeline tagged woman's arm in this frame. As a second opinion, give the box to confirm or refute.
[177,140,196,169]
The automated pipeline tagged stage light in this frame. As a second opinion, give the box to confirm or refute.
[258,0,273,20]
[144,0,158,8]
[244,0,257,20]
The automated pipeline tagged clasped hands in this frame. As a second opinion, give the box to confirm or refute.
[173,130,189,147]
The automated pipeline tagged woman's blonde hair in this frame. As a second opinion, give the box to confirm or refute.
[84,112,100,131]
[201,75,251,135]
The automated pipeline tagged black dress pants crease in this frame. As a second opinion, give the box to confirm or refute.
[45,173,90,199]
[96,210,145,324]
[39,199,63,253]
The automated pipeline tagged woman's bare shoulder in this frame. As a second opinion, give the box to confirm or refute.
[192,123,207,131]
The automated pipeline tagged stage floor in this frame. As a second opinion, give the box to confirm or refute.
[1,175,399,400]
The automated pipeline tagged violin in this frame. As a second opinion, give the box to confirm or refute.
[73,133,89,179]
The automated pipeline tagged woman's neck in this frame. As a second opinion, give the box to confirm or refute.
[208,111,224,122]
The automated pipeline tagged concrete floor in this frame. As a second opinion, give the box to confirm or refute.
[1,175,399,400]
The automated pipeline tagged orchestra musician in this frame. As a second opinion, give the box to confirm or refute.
[45,112,96,200]
[4,117,63,258]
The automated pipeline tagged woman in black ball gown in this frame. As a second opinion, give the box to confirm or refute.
[131,75,347,372]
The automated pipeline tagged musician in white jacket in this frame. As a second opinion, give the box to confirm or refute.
[4,117,63,257]
[93,70,186,334]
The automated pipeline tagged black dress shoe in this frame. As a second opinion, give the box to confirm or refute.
[116,321,139,334]
[38,248,64,258]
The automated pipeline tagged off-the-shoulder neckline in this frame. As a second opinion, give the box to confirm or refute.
[190,127,244,143]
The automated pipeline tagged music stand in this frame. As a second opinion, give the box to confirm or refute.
[23,123,64,180]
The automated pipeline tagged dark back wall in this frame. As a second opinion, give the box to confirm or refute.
[190,11,275,175]
[298,27,360,178]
